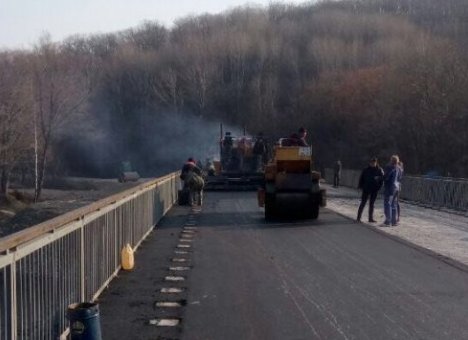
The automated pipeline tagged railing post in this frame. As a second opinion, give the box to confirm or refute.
[10,250,17,340]
[80,218,85,302]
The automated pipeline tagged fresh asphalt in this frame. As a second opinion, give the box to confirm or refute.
[100,191,468,340]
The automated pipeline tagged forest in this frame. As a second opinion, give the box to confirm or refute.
[1,0,468,200]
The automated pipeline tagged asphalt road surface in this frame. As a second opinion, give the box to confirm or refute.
[100,191,468,340]
[182,192,468,340]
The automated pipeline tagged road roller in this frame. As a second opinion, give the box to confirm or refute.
[257,139,326,220]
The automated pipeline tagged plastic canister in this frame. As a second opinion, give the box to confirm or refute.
[121,243,134,270]
[67,302,102,340]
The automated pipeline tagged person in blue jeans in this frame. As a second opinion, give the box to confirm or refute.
[383,155,401,226]
[395,161,404,222]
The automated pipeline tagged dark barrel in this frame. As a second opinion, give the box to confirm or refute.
[67,302,102,340]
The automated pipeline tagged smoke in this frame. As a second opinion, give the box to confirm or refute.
[137,111,242,176]
[56,107,243,178]
[55,100,119,178]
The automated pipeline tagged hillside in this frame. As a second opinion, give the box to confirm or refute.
[1,0,467,201]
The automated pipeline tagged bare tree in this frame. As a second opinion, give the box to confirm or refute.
[151,58,184,113]
[0,52,33,198]
[31,36,89,201]
[123,21,167,51]
[178,37,216,117]
[1,0,466,180]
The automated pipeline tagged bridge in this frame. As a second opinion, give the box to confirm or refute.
[1,171,468,339]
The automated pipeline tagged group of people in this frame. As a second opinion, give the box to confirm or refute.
[221,131,269,172]
[356,155,404,227]
[181,136,404,226]
[180,127,310,207]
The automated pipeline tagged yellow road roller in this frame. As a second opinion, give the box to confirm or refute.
[258,140,326,220]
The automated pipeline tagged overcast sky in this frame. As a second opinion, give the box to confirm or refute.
[0,0,310,49]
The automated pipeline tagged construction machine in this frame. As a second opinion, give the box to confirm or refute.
[118,161,140,183]
[257,138,326,220]
[204,125,266,190]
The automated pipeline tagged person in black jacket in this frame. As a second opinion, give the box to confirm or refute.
[333,160,342,187]
[180,158,202,180]
[253,132,267,171]
[356,157,384,222]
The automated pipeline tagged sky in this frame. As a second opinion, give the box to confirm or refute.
[0,0,309,49]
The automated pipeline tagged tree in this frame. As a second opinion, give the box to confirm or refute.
[31,36,89,201]
[0,52,33,198]
[3,1,468,181]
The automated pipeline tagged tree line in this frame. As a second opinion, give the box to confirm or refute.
[1,0,468,200]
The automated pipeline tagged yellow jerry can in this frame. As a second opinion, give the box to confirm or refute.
[121,244,134,270]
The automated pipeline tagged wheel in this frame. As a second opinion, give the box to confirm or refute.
[308,203,319,219]
[308,193,320,219]
[265,193,276,220]
[320,189,327,207]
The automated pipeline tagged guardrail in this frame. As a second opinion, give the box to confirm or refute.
[324,168,468,212]
[0,172,180,340]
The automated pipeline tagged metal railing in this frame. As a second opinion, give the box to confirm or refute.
[0,173,180,340]
[324,168,468,212]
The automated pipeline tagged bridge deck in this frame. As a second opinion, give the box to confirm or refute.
[100,191,468,340]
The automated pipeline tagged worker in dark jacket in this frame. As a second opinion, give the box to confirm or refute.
[253,132,267,171]
[179,158,203,205]
[356,157,384,223]
[289,127,308,146]
[221,132,233,169]
[180,158,202,181]
[333,160,342,187]
[297,127,308,146]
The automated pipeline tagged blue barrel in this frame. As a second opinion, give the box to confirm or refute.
[67,302,102,340]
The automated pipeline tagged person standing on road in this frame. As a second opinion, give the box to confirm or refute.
[221,132,233,169]
[396,161,404,223]
[253,132,267,172]
[356,157,384,223]
[333,160,342,188]
[180,158,203,206]
[181,158,202,180]
[382,155,401,227]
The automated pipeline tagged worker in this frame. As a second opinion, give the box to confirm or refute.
[297,127,308,146]
[221,132,233,169]
[180,158,203,206]
[180,157,202,180]
[287,127,309,146]
[238,137,247,171]
[333,160,342,187]
[253,132,267,171]
[206,159,216,176]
